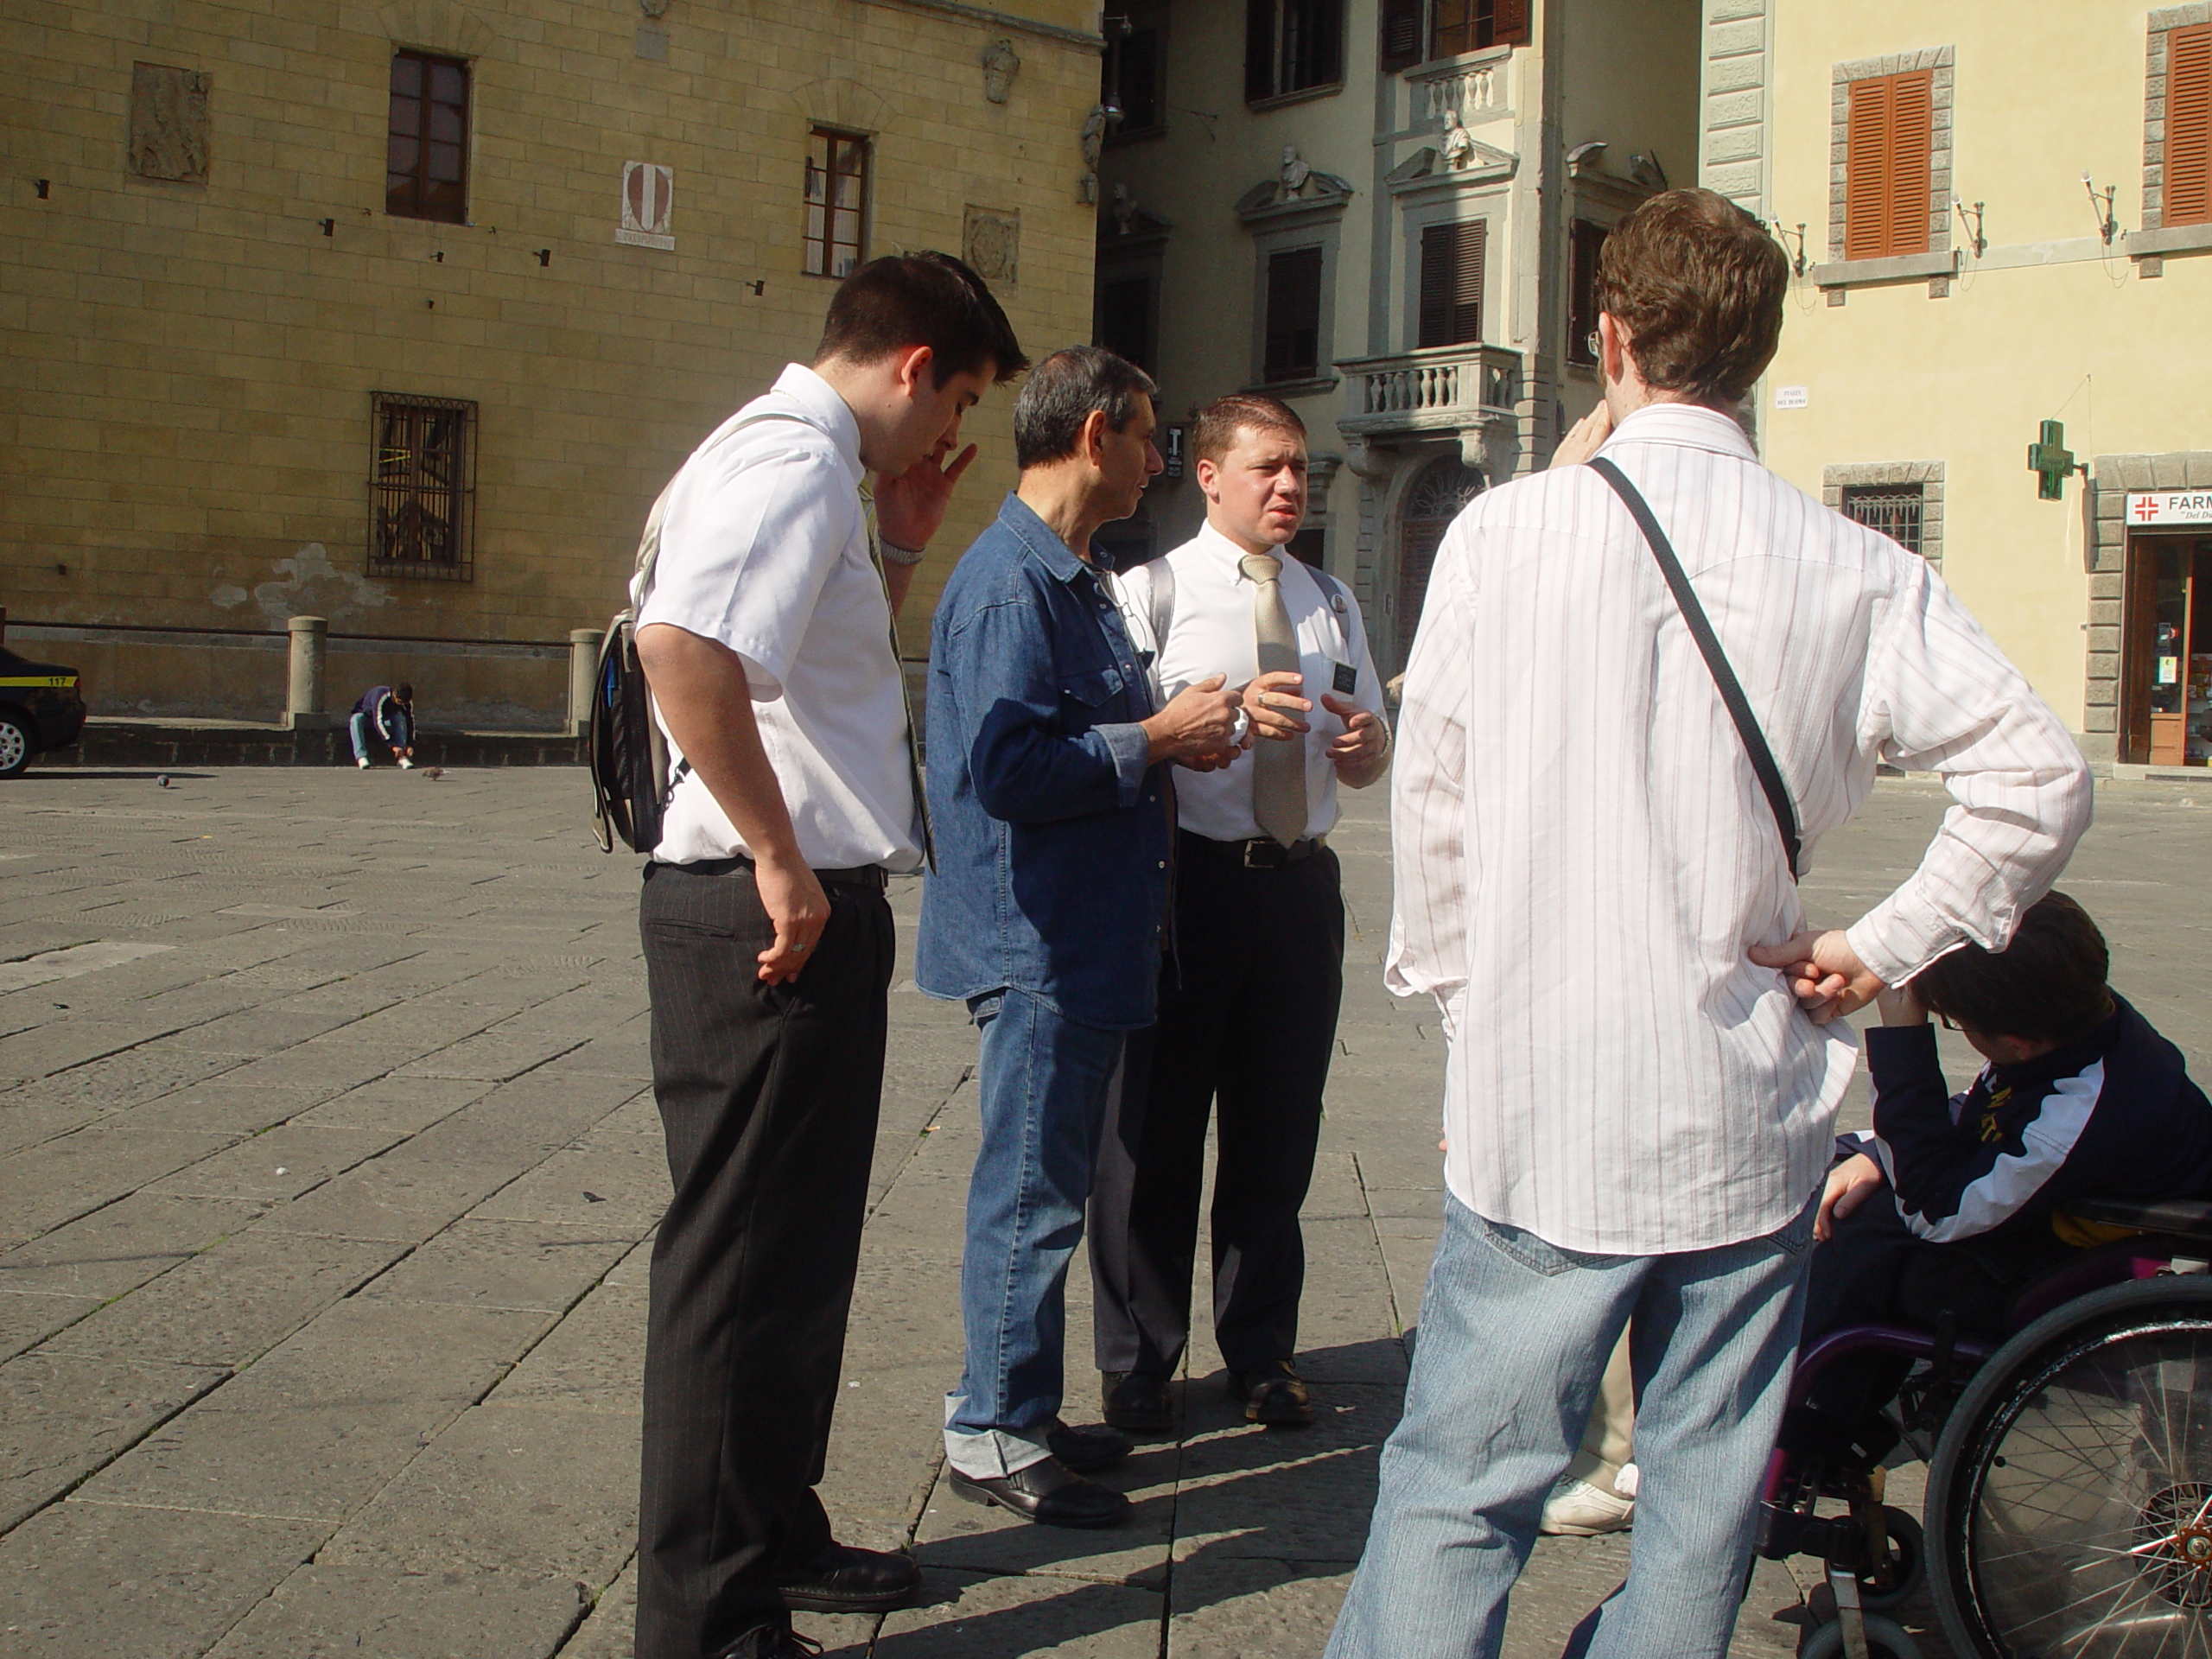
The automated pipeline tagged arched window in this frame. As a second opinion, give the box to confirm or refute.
[1395,459,1485,664]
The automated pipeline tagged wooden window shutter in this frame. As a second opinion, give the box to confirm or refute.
[1845,70,1932,260]
[1379,0,1422,71]
[1264,245,1324,381]
[1493,0,1532,46]
[2169,23,2212,226]
[1246,0,1275,102]
[1418,220,1484,348]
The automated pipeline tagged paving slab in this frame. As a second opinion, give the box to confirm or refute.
[874,1567,1162,1658]
[0,1502,327,1659]
[0,1192,268,1300]
[0,1351,229,1530]
[199,1564,587,1659]
[360,1218,640,1314]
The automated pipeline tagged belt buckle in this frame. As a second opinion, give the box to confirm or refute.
[1243,839,1281,869]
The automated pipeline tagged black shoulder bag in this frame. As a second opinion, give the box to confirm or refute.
[1588,456,1802,880]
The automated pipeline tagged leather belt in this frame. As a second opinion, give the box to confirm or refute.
[669,855,890,893]
[1179,830,1325,869]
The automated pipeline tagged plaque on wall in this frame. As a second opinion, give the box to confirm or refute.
[620,162,675,250]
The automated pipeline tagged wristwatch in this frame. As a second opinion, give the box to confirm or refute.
[1230,707,1251,746]
[876,537,926,566]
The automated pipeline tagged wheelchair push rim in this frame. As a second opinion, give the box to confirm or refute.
[1929,1275,2212,1658]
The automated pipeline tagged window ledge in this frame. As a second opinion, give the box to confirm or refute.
[1809,249,1959,289]
[2128,222,2212,257]
[1247,375,1340,399]
[1247,82,1344,113]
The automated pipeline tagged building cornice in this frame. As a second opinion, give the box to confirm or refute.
[855,0,1102,50]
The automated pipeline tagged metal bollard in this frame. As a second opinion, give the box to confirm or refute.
[569,628,605,737]
[286,615,328,729]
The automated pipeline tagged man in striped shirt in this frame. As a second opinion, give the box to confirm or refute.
[1325,189,2092,1658]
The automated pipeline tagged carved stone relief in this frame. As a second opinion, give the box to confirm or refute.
[130,62,211,183]
[981,38,1019,104]
[963,206,1018,283]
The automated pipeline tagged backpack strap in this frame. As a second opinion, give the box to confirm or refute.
[630,407,817,613]
[1588,456,1802,880]
[1307,566,1357,659]
[1147,555,1176,654]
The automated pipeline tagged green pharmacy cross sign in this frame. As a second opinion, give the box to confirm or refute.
[2028,420,2080,501]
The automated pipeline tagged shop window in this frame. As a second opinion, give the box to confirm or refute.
[1567,219,1607,367]
[1842,484,1924,556]
[1843,68,1935,260]
[1097,275,1154,377]
[369,392,475,579]
[2122,537,2212,766]
[2167,23,2212,227]
[1417,220,1485,348]
[803,129,868,279]
[1244,0,1344,104]
[1262,245,1324,383]
[386,50,468,223]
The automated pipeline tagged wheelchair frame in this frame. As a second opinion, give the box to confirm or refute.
[1756,1197,2212,1659]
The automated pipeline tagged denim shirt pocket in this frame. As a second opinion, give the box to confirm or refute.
[1057,665,1125,722]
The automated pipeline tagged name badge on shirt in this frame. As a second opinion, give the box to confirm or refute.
[1332,661,1358,697]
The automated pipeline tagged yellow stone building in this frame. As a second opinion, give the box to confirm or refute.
[1703,0,2212,770]
[1,0,1101,728]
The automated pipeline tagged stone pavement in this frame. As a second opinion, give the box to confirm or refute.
[0,765,2205,1658]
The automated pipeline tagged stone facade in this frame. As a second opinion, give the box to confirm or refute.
[1,0,1099,726]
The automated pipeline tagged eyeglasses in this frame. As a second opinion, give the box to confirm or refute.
[1936,1013,1961,1032]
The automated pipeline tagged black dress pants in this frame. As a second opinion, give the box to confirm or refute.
[1090,836,1344,1379]
[634,861,893,1659]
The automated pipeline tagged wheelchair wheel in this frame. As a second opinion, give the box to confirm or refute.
[1800,1613,1924,1659]
[1926,1275,2212,1657]
[1860,1506,1928,1611]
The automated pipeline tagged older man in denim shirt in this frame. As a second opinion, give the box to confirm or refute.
[918,347,1244,1528]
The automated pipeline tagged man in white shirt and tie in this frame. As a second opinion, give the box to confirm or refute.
[1092,394,1389,1433]
[1325,190,2092,1657]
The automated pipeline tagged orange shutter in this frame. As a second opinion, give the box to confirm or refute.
[1845,70,1934,260]
[2170,23,2212,227]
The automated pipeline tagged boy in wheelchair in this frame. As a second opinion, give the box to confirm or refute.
[1784,888,2212,1470]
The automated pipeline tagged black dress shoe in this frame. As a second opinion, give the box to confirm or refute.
[1228,1361,1314,1427]
[1046,1416,1132,1472]
[773,1541,920,1613]
[1101,1370,1174,1433]
[949,1454,1130,1528]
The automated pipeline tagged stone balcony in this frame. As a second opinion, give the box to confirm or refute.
[1335,340,1523,451]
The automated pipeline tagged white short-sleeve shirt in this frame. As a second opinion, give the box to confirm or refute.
[1116,522,1386,843]
[638,364,922,873]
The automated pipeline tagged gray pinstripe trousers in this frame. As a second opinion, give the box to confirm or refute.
[633,861,893,1657]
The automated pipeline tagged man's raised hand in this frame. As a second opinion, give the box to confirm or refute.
[1749,929,1885,1024]
[1243,669,1312,741]
[874,440,979,552]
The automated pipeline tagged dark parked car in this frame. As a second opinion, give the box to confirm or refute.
[0,645,86,776]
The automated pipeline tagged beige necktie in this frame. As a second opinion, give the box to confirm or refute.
[1240,551,1307,847]
[861,482,934,869]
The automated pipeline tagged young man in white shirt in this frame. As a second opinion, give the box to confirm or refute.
[1090,395,1389,1434]
[1325,191,2091,1658]
[632,252,1023,1659]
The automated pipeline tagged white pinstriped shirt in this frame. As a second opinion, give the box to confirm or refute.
[1388,403,2094,1254]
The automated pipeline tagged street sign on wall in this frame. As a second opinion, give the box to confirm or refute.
[2126,492,2212,528]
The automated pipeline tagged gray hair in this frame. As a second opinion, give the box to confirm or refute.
[1012,346,1157,470]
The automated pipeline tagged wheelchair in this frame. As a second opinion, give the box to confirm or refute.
[1756,1197,2212,1658]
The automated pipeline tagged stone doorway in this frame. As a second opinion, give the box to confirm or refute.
[1392,457,1487,670]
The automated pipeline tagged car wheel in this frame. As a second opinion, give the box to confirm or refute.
[0,714,30,777]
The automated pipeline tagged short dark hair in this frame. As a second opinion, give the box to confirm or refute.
[1595,188,1789,406]
[1012,346,1157,470]
[394,682,414,702]
[1192,393,1306,467]
[814,251,1027,388]
[1910,891,2115,1046]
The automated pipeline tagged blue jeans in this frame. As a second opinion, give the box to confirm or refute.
[349,709,411,762]
[1325,1190,1817,1659]
[944,988,1126,1478]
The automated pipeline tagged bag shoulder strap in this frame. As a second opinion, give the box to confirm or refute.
[1146,555,1176,652]
[1588,456,1802,880]
[1306,566,1357,658]
[629,406,817,613]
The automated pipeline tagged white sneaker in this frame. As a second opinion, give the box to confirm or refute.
[356,757,370,769]
[1539,1476,1635,1536]
[397,757,414,770]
